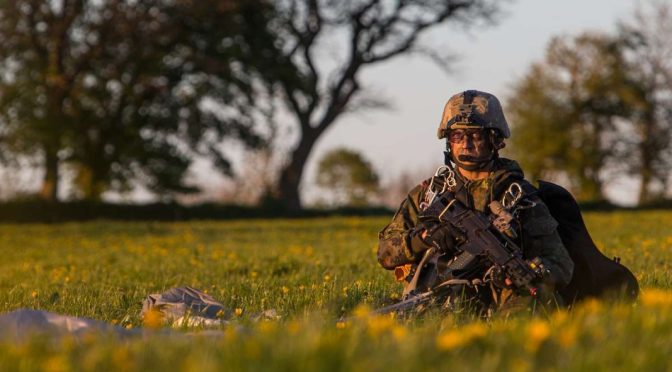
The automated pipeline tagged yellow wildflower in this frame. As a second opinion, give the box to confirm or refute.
[143,308,164,329]
[367,314,394,337]
[551,309,568,325]
[641,289,672,307]
[353,304,372,319]
[525,319,550,352]
[258,321,276,333]
[580,298,602,314]
[391,325,407,342]
[509,358,532,372]
[43,355,68,372]
[436,323,487,351]
[557,326,577,348]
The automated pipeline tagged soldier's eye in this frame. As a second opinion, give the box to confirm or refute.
[448,129,486,143]
[469,130,485,141]
[449,130,466,143]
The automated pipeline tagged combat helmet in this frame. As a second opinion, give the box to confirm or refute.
[437,90,510,139]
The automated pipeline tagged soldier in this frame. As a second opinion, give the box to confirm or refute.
[377,90,574,316]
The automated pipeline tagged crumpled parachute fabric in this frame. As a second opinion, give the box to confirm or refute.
[0,287,262,341]
[0,309,138,340]
[141,286,229,327]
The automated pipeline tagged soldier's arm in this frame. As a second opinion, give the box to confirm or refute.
[377,184,428,270]
[520,198,574,288]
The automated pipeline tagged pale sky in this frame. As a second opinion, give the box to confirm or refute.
[299,0,644,205]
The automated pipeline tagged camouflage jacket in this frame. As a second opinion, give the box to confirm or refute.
[377,158,574,288]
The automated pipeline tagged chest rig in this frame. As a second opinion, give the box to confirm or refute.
[420,165,536,227]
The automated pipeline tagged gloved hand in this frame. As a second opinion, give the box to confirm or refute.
[408,219,463,255]
[424,222,464,255]
[407,220,437,254]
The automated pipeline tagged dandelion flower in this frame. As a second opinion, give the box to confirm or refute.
[525,319,550,352]
[143,308,164,329]
[641,289,672,307]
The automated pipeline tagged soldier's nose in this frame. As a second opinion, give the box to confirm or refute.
[460,138,474,149]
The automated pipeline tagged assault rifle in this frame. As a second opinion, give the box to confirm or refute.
[375,192,548,315]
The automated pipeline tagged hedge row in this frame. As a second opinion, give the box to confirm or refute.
[0,199,669,223]
[0,201,394,223]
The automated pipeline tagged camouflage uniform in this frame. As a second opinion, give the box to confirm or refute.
[377,158,574,315]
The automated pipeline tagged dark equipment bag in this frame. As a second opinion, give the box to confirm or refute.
[536,181,639,303]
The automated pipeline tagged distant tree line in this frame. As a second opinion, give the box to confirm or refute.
[0,0,274,201]
[507,1,672,205]
[0,0,501,210]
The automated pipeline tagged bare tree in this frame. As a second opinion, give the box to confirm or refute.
[247,0,501,210]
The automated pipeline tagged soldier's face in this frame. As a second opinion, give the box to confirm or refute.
[448,129,493,165]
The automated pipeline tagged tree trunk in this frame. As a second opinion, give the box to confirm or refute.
[638,164,652,205]
[637,122,656,205]
[637,103,657,205]
[77,165,106,201]
[39,147,59,202]
[276,130,320,211]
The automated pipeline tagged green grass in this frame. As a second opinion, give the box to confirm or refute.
[1,212,671,371]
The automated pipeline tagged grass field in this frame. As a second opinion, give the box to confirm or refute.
[1,211,671,371]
